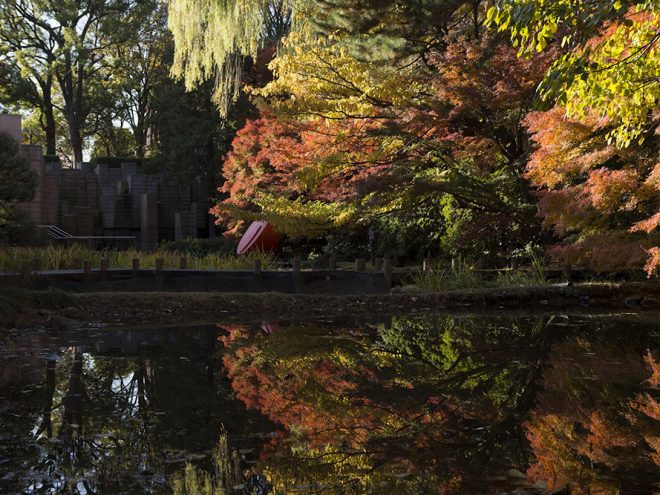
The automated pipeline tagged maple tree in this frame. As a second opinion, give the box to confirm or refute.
[490,0,660,274]
[215,29,553,259]
[525,108,660,274]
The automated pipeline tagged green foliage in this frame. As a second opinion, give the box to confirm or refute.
[0,132,37,229]
[90,127,138,159]
[495,251,548,287]
[171,430,237,495]
[0,209,45,246]
[487,0,660,147]
[168,0,290,116]
[410,259,482,291]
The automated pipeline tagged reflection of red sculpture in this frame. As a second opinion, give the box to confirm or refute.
[237,221,279,255]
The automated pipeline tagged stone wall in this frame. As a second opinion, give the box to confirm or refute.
[8,114,212,249]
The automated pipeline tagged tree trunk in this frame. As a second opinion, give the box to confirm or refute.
[68,115,84,164]
[43,100,56,155]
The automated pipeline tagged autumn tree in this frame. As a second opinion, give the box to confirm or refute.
[524,108,659,274]
[488,0,660,273]
[488,0,659,147]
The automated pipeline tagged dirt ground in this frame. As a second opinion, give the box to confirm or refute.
[14,281,652,328]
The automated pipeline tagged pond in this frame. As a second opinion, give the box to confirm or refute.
[0,314,658,494]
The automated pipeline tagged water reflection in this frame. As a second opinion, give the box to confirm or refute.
[218,315,658,494]
[0,327,270,494]
[0,315,657,494]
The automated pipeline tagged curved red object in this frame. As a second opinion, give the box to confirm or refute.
[237,221,279,255]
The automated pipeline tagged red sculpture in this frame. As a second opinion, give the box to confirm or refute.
[237,221,279,255]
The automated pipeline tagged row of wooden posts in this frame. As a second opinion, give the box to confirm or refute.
[23,255,395,286]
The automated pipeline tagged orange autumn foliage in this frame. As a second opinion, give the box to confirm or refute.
[525,108,660,275]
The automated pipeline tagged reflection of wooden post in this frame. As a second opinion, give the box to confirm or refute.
[155,258,164,289]
[179,257,187,269]
[21,264,32,288]
[132,258,140,277]
[83,260,92,290]
[100,258,109,281]
[253,259,262,287]
[329,255,337,270]
[293,257,301,291]
[383,257,392,290]
[355,258,366,272]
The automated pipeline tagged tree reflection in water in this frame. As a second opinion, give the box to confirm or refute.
[218,315,658,494]
[0,317,656,494]
[0,328,263,494]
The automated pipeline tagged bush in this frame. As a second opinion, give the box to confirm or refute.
[160,237,237,257]
[0,209,47,246]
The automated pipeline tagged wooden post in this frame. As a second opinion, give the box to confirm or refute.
[179,257,187,270]
[100,258,109,281]
[293,257,301,291]
[329,255,337,270]
[83,260,92,290]
[355,258,366,272]
[383,257,392,290]
[132,258,140,277]
[423,258,430,274]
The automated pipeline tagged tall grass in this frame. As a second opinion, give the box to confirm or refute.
[495,251,547,287]
[409,253,548,292]
[410,259,482,291]
[0,244,276,272]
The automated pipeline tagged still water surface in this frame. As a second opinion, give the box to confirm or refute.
[0,314,658,494]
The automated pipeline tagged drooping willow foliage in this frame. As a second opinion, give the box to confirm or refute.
[168,0,295,116]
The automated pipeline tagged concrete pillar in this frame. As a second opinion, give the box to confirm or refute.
[384,257,392,290]
[140,192,158,251]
